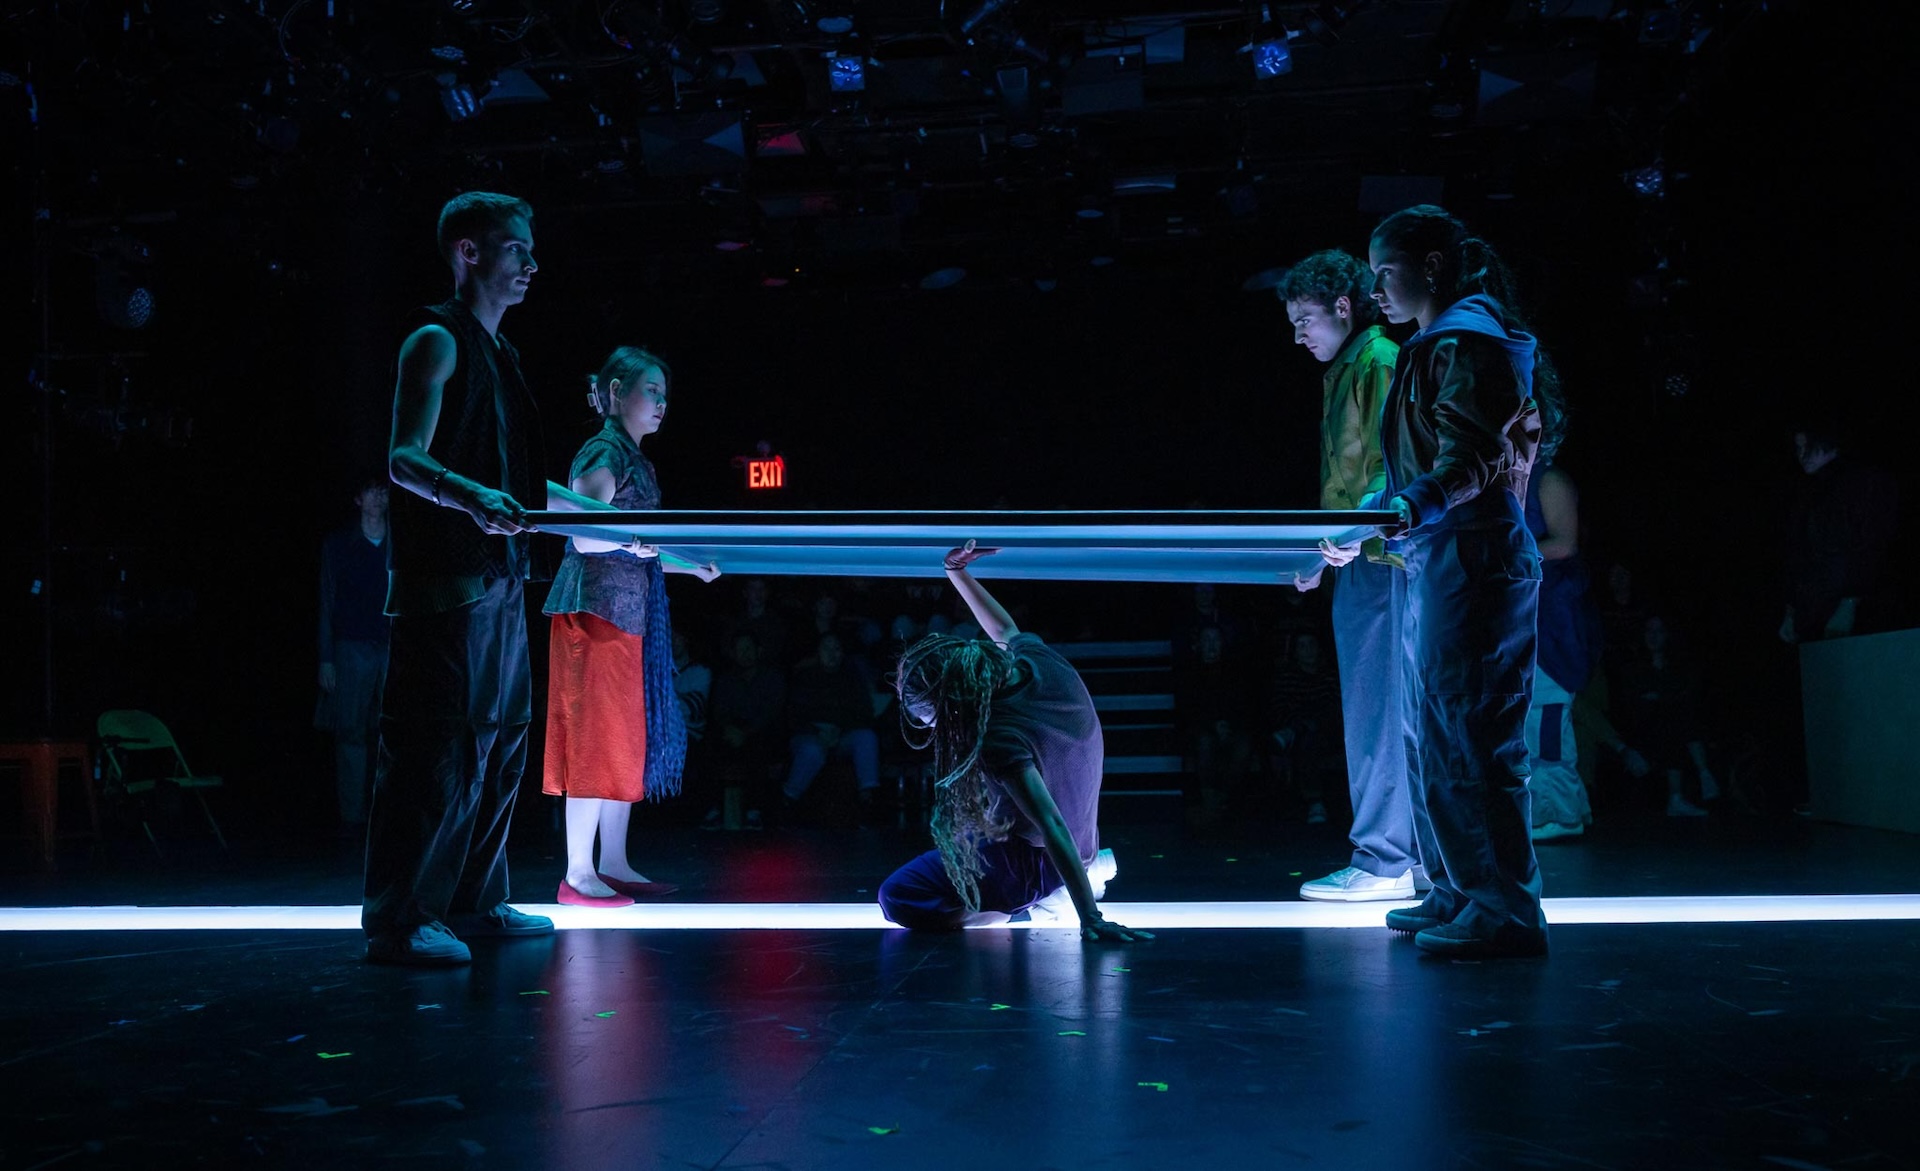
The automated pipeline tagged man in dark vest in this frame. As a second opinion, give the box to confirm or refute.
[362,191,555,965]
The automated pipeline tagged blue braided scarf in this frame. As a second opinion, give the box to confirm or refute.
[640,557,685,799]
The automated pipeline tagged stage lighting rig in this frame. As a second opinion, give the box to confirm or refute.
[1246,5,1294,79]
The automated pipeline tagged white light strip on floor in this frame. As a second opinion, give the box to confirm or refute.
[2,894,1919,933]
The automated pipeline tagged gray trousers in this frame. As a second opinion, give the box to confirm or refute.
[1330,556,1420,878]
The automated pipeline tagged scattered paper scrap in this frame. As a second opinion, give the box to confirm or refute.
[1137,1081,1169,1092]
[286,1035,306,1044]
[317,1052,352,1060]
[1289,872,1302,877]
[868,1125,899,1136]
[989,1004,1011,1011]
[1108,968,1131,975]
[416,1004,441,1011]
[1147,1036,1175,1043]
[594,1011,617,1019]
[519,990,550,996]
[1057,1030,1087,1037]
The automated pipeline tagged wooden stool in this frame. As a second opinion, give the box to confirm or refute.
[0,739,98,868]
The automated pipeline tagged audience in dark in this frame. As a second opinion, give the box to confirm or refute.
[1265,630,1343,825]
[1173,625,1257,827]
[780,632,882,816]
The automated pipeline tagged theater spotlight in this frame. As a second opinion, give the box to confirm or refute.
[437,73,485,121]
[1248,5,1292,78]
[829,55,866,93]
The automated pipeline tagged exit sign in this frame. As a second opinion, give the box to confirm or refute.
[745,455,786,490]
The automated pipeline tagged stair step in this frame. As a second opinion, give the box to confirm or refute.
[1094,694,1174,712]
[1104,755,1185,775]
[1056,640,1175,661]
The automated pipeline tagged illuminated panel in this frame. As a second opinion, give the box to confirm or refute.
[2,895,1918,932]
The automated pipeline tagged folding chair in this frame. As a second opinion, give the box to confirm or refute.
[96,709,230,856]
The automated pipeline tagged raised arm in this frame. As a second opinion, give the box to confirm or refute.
[943,542,1018,643]
[388,323,530,534]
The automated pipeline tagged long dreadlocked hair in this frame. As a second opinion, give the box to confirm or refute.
[895,633,1018,911]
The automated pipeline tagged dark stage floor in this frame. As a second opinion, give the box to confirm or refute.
[4,814,1918,1170]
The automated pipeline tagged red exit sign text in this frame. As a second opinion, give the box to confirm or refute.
[746,456,786,490]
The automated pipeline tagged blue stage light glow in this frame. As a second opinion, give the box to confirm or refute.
[1252,37,1292,78]
[829,56,866,93]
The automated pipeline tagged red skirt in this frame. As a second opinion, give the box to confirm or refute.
[543,611,649,802]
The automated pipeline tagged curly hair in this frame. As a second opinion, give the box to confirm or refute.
[1371,204,1569,460]
[1279,249,1380,326]
[895,634,1017,911]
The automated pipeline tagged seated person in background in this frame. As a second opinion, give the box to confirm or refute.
[704,633,787,826]
[1614,613,1718,818]
[1173,583,1247,668]
[878,542,1147,942]
[722,577,789,669]
[1267,631,1343,825]
[780,632,882,815]
[673,627,712,791]
[1173,625,1257,828]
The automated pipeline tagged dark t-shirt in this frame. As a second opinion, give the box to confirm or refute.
[979,633,1103,863]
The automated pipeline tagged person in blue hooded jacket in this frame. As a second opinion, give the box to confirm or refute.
[1321,204,1566,959]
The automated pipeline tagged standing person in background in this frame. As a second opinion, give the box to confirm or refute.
[1523,460,1604,841]
[780,633,883,820]
[673,628,712,796]
[1281,250,1422,902]
[542,347,719,906]
[364,191,555,967]
[317,476,392,835]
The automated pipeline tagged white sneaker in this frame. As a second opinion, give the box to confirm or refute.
[1086,847,1117,901]
[1299,866,1414,902]
[1667,794,1709,818]
[1028,849,1118,922]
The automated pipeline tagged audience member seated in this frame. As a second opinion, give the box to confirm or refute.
[722,577,789,669]
[703,633,788,827]
[1174,625,1257,828]
[1266,630,1343,824]
[780,633,882,818]
[1614,613,1718,818]
[1174,583,1248,667]
[672,627,712,799]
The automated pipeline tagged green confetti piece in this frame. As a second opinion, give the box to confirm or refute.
[519,990,550,996]
[989,1003,1011,1011]
[1107,968,1131,975]
[1150,854,1164,859]
[594,1011,617,1018]
[1137,1081,1169,1092]
[317,1052,352,1060]
[1289,872,1302,877]
[1057,1030,1086,1037]
[868,1125,899,1136]
[1225,857,1238,863]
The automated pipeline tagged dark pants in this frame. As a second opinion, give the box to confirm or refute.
[1331,556,1419,878]
[879,842,1064,932]
[363,578,531,938]
[1400,500,1546,941]
[327,639,388,826]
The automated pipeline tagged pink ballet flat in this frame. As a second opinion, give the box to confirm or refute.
[598,874,680,898]
[557,879,634,908]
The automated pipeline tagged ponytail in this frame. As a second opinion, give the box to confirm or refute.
[1372,205,1567,458]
